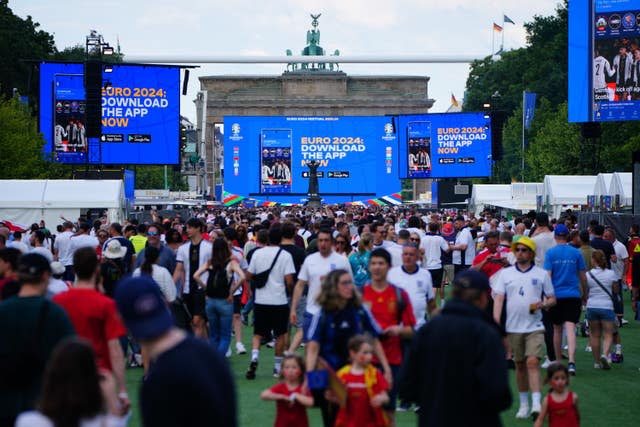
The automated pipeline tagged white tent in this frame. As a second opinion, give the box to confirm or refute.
[609,172,632,207]
[543,175,597,218]
[469,184,511,213]
[0,180,125,231]
[594,173,614,199]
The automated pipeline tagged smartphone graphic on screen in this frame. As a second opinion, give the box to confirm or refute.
[260,128,292,194]
[53,74,87,155]
[406,121,431,178]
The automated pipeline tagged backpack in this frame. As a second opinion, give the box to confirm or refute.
[206,262,232,299]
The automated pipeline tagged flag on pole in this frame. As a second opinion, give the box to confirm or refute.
[523,92,537,130]
[504,15,515,25]
[493,22,503,32]
[451,93,459,107]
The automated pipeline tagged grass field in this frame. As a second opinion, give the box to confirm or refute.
[124,293,640,426]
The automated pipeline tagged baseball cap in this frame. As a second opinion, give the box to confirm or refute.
[17,253,52,282]
[115,276,173,340]
[554,223,569,236]
[452,269,490,291]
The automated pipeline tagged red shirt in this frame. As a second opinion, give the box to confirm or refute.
[362,284,416,365]
[269,382,310,427]
[335,366,389,427]
[53,288,127,371]
[547,392,579,427]
[472,247,510,278]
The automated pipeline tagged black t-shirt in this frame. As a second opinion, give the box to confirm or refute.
[280,243,306,282]
[590,238,615,269]
[189,242,201,292]
[141,337,237,427]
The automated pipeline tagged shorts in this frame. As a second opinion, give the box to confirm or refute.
[428,268,444,288]
[184,288,206,318]
[549,298,582,325]
[302,311,315,343]
[253,304,289,338]
[233,294,242,314]
[508,331,544,362]
[442,264,455,286]
[585,307,616,322]
[293,295,306,329]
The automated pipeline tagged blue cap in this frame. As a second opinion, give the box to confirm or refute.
[453,269,490,291]
[554,223,570,236]
[115,276,173,340]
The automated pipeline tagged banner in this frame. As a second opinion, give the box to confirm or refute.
[523,92,537,130]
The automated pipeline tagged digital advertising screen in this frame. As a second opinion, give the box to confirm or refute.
[39,62,181,164]
[397,112,492,178]
[569,0,640,122]
[224,116,401,204]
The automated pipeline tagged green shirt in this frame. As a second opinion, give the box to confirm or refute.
[0,296,75,419]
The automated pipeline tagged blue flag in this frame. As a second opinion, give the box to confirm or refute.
[523,92,537,130]
[504,15,515,25]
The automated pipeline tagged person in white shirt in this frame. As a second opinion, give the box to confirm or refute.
[245,227,295,379]
[493,236,556,420]
[531,212,556,268]
[69,223,99,257]
[585,250,618,370]
[47,261,70,296]
[30,230,53,263]
[387,243,436,329]
[451,216,475,274]
[290,228,353,339]
[420,222,451,303]
[9,231,29,255]
[132,246,176,303]
[53,221,76,281]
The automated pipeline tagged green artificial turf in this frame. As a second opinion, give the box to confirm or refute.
[124,291,640,426]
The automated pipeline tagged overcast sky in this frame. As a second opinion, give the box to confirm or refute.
[12,0,561,119]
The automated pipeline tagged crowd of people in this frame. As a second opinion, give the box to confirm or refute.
[0,205,638,427]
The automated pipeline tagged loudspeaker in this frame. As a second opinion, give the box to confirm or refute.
[182,69,190,95]
[581,122,602,139]
[84,60,102,138]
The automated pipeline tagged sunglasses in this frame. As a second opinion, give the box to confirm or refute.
[410,238,420,241]
[148,231,159,236]
[514,247,530,253]
[336,241,346,245]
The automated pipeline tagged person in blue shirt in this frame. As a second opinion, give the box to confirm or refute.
[543,224,586,376]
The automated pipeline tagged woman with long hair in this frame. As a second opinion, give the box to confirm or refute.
[15,338,128,427]
[132,246,176,303]
[194,238,245,355]
[305,269,391,427]
[585,249,618,369]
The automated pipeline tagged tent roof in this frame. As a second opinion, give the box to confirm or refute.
[610,172,632,203]
[594,173,614,196]
[471,184,511,202]
[510,182,543,200]
[543,175,597,205]
[0,180,123,209]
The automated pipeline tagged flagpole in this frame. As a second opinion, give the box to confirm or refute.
[501,15,505,52]
[521,90,525,182]
[492,25,495,56]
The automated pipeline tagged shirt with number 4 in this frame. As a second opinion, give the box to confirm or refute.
[493,264,555,333]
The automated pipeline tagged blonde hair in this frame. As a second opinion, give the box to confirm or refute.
[358,232,373,253]
[591,249,607,269]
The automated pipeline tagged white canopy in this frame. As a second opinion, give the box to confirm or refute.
[0,180,124,230]
[609,172,632,206]
[594,173,614,198]
[469,184,511,213]
[543,175,597,218]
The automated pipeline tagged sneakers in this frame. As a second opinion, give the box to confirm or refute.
[594,362,602,369]
[515,406,530,419]
[600,355,611,370]
[246,360,258,380]
[585,345,592,352]
[266,340,275,348]
[621,318,629,325]
[272,368,280,378]
[530,402,541,421]
[225,348,232,358]
[568,362,576,376]
[541,357,552,369]
[236,342,247,355]
[240,313,248,326]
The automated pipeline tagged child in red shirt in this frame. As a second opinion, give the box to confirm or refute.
[260,354,313,427]
[335,335,390,427]
[534,362,580,427]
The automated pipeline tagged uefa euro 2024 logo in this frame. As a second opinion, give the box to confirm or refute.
[231,123,241,136]
[384,123,394,136]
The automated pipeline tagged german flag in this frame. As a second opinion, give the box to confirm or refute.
[493,22,503,32]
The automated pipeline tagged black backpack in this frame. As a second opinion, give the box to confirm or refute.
[206,263,232,299]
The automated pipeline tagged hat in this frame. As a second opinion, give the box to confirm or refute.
[452,269,490,291]
[115,276,173,340]
[50,261,65,275]
[554,224,569,236]
[512,236,536,254]
[17,253,52,281]
[103,239,128,259]
[441,223,455,236]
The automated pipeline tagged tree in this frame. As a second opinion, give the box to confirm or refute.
[0,96,66,179]
[135,166,188,191]
[0,0,56,98]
